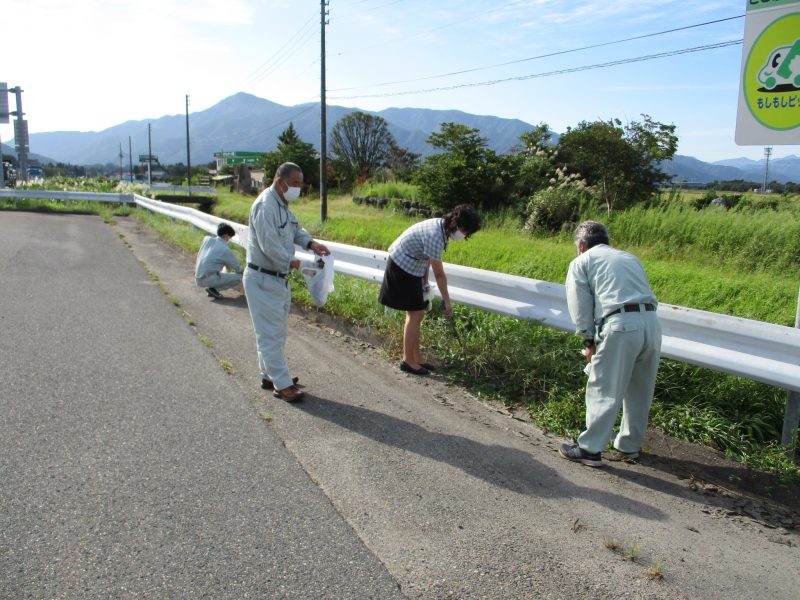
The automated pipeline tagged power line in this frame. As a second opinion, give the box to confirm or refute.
[329,40,743,100]
[329,14,745,92]
[241,13,318,88]
[262,103,320,135]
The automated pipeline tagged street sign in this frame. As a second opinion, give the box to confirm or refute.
[736,0,800,145]
[139,154,158,162]
[0,82,8,124]
[214,150,265,165]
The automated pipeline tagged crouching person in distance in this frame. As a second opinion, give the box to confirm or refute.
[195,222,243,299]
[560,221,662,467]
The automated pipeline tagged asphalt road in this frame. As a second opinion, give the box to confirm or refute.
[2,211,799,599]
[0,212,403,599]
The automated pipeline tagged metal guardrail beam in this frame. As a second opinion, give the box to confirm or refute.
[0,189,134,203]
[6,190,800,408]
[147,184,217,195]
[130,195,800,395]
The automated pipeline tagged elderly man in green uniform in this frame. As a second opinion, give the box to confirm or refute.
[560,221,662,467]
[243,162,329,403]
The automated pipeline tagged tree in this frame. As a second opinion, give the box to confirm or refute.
[263,123,319,190]
[555,115,677,211]
[415,122,500,211]
[329,112,396,185]
[385,142,420,182]
[504,122,559,206]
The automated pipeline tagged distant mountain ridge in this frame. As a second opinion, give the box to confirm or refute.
[4,92,798,184]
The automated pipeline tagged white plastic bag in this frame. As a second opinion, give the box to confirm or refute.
[300,254,335,307]
[422,282,433,311]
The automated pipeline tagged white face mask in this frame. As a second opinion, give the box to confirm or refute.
[283,185,301,202]
[450,229,466,241]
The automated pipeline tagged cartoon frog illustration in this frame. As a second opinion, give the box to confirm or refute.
[758,38,800,90]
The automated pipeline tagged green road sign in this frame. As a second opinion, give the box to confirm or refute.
[214,151,265,165]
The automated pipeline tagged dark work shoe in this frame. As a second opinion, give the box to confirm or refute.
[273,385,305,403]
[206,287,222,299]
[559,443,603,467]
[606,449,640,463]
[261,376,299,390]
[400,361,429,376]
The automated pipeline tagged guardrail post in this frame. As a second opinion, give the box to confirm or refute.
[782,286,800,455]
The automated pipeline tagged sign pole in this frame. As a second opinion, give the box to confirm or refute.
[148,123,153,186]
[782,286,800,454]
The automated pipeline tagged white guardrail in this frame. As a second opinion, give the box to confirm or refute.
[147,184,217,195]
[0,189,134,203]
[129,195,800,395]
[5,190,800,398]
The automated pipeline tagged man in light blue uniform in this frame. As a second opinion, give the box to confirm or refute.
[243,162,329,402]
[195,222,243,299]
[560,221,662,467]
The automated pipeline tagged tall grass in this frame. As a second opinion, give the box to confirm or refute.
[352,181,419,201]
[603,202,800,275]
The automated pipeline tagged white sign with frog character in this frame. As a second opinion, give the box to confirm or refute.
[736,0,800,144]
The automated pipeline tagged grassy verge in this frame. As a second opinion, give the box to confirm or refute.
[4,192,797,480]
[0,197,133,222]
[138,198,800,481]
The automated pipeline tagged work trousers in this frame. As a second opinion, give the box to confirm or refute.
[243,269,294,390]
[196,271,242,291]
[578,311,662,454]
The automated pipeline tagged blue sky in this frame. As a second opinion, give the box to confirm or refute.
[2,0,797,163]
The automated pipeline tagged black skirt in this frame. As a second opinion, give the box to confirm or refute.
[379,257,427,311]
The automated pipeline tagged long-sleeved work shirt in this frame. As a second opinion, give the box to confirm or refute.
[565,244,657,339]
[194,235,242,278]
[246,186,313,274]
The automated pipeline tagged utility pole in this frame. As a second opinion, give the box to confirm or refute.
[118,143,124,181]
[762,146,772,193]
[147,123,153,186]
[0,132,4,188]
[0,83,6,188]
[185,94,191,197]
[10,86,29,183]
[320,0,329,222]
[128,136,133,183]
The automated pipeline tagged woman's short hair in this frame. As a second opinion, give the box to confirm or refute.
[217,223,236,238]
[573,221,610,248]
[443,204,482,237]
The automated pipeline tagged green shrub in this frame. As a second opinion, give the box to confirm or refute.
[523,186,587,232]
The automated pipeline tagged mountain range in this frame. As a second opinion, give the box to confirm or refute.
[2,92,798,184]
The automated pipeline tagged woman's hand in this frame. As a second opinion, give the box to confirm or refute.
[443,299,453,319]
[289,259,301,270]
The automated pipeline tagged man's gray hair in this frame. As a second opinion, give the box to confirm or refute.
[275,162,302,180]
[573,221,610,249]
